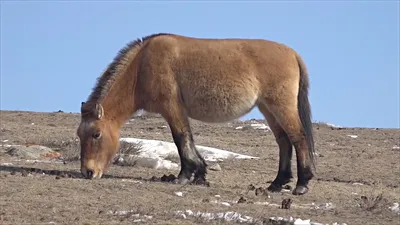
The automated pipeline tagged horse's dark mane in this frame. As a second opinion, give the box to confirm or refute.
[86,33,171,103]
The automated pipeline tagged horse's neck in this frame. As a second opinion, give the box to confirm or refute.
[101,76,137,128]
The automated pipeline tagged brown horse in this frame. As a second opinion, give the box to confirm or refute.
[77,33,316,195]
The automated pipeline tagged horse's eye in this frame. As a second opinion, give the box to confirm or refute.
[92,132,101,139]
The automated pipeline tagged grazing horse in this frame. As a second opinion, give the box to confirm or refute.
[77,33,316,195]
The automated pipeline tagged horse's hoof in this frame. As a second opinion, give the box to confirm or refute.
[172,177,191,185]
[292,185,309,195]
[267,183,282,192]
[191,177,210,187]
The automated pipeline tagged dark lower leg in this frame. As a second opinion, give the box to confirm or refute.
[267,133,294,192]
[170,126,207,185]
[257,104,294,192]
[292,137,314,195]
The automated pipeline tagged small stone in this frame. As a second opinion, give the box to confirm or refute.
[21,170,28,177]
[281,198,293,209]
[209,163,221,171]
[10,171,16,175]
[150,176,158,181]
[255,187,266,196]
[283,185,292,190]
[202,198,210,203]
[55,176,61,180]
[237,196,247,204]
[247,184,256,191]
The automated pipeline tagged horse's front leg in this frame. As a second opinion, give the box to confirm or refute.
[160,104,208,185]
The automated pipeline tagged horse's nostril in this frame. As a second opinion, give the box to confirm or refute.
[86,169,94,178]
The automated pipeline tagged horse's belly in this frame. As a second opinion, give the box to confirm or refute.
[182,87,259,123]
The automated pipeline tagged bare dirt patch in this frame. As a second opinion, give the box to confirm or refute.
[0,110,399,224]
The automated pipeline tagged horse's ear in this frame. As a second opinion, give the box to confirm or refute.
[95,103,104,119]
[80,102,86,114]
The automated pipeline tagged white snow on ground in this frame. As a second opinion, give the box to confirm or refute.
[120,138,258,162]
[115,138,258,170]
[325,123,342,128]
[347,135,358,139]
[389,203,399,215]
[107,210,153,223]
[175,210,347,225]
[234,122,271,131]
[250,123,271,130]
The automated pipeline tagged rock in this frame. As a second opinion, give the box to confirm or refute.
[209,163,221,171]
[237,196,247,204]
[281,198,293,209]
[6,145,61,160]
[247,184,256,191]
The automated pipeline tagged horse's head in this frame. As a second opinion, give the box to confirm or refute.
[77,102,120,179]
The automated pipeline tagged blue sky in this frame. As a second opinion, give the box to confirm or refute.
[1,1,399,128]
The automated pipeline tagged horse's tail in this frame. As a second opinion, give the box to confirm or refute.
[296,53,316,169]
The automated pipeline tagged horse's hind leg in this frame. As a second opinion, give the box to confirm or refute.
[258,103,293,192]
[159,101,208,185]
[260,98,314,195]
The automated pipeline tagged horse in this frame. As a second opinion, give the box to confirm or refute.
[77,33,316,195]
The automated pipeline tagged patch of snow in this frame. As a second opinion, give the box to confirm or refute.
[392,145,400,151]
[120,179,143,184]
[25,159,64,164]
[2,140,8,143]
[268,216,346,225]
[326,123,342,128]
[389,202,399,214]
[220,202,231,206]
[175,210,254,223]
[347,135,358,138]
[114,153,179,170]
[352,182,364,186]
[311,202,335,210]
[0,162,13,166]
[108,210,135,216]
[234,123,271,131]
[107,210,153,221]
[294,218,311,225]
[214,195,221,198]
[176,210,346,225]
[250,123,270,130]
[174,191,183,197]
[119,138,258,163]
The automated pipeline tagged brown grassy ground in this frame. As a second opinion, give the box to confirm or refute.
[0,110,399,225]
